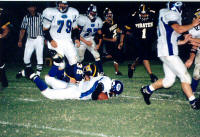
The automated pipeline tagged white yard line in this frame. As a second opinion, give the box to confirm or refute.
[17,98,42,102]
[7,86,38,90]
[121,95,188,104]
[0,121,110,137]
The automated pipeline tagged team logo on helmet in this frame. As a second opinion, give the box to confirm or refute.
[83,64,97,77]
[110,80,124,95]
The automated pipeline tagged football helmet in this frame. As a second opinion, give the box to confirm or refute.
[83,64,97,77]
[110,80,123,95]
[0,8,3,16]
[194,8,200,19]
[87,4,97,22]
[103,7,113,20]
[57,1,68,13]
[167,2,183,15]
[138,4,149,21]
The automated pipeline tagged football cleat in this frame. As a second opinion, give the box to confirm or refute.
[16,70,25,79]
[140,86,151,105]
[191,98,200,110]
[128,64,135,78]
[150,74,158,83]
[115,71,123,76]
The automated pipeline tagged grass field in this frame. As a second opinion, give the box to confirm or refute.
[0,61,200,137]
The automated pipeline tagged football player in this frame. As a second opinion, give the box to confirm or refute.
[76,4,104,75]
[42,1,82,81]
[26,64,123,100]
[124,4,158,82]
[184,8,200,93]
[141,2,200,110]
[0,8,10,89]
[101,7,125,75]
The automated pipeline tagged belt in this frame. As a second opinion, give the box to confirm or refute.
[30,37,37,39]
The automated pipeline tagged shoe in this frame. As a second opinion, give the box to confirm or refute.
[115,71,123,75]
[16,71,23,79]
[25,67,38,80]
[140,86,151,105]
[128,64,135,78]
[191,98,200,110]
[150,74,158,83]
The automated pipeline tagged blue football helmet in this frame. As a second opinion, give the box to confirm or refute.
[168,2,183,14]
[110,80,124,95]
[87,4,97,22]
[57,1,68,13]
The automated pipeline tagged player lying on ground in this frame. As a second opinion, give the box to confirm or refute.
[26,64,124,100]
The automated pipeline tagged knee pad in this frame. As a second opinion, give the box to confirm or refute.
[163,77,176,88]
[79,56,84,63]
[180,71,191,84]
[193,64,200,80]
[0,64,5,70]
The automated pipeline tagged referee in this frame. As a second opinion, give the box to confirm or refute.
[16,3,44,78]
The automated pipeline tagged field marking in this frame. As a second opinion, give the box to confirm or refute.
[121,95,188,104]
[7,86,38,90]
[0,120,111,137]
[17,98,42,102]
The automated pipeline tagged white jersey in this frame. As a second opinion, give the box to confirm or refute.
[189,25,200,53]
[78,76,112,100]
[43,75,112,100]
[77,14,103,38]
[42,7,79,40]
[157,8,182,57]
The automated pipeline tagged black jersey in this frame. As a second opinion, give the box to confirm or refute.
[126,10,157,41]
[102,20,122,41]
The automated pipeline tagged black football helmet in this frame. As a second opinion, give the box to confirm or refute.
[57,1,68,13]
[83,64,98,77]
[103,7,113,20]
[194,8,200,19]
[87,4,97,22]
[138,4,150,21]
[0,8,3,16]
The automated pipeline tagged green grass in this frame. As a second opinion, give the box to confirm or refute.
[0,61,200,137]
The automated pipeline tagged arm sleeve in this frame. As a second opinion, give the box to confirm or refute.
[42,8,54,29]
[21,16,28,30]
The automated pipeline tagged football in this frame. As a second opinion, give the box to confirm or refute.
[98,92,109,100]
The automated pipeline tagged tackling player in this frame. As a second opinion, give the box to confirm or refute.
[140,2,200,110]
[42,1,82,81]
[76,4,104,75]
[124,4,158,82]
[25,64,124,100]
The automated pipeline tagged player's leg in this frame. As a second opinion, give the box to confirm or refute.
[191,53,200,92]
[0,40,8,88]
[88,40,104,75]
[16,39,35,78]
[112,44,123,75]
[141,56,176,105]
[64,41,82,81]
[77,43,86,63]
[44,75,68,89]
[142,40,158,82]
[35,36,44,76]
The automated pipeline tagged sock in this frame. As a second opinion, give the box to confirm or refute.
[33,77,48,91]
[189,95,196,104]
[95,60,103,73]
[191,78,199,92]
[48,65,59,77]
[36,64,43,76]
[146,85,154,94]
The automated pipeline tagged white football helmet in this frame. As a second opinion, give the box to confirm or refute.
[57,1,68,13]
[87,4,97,22]
[167,2,183,15]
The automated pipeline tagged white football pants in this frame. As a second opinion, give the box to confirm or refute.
[160,55,191,88]
[47,38,78,66]
[24,36,44,65]
[77,37,100,62]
